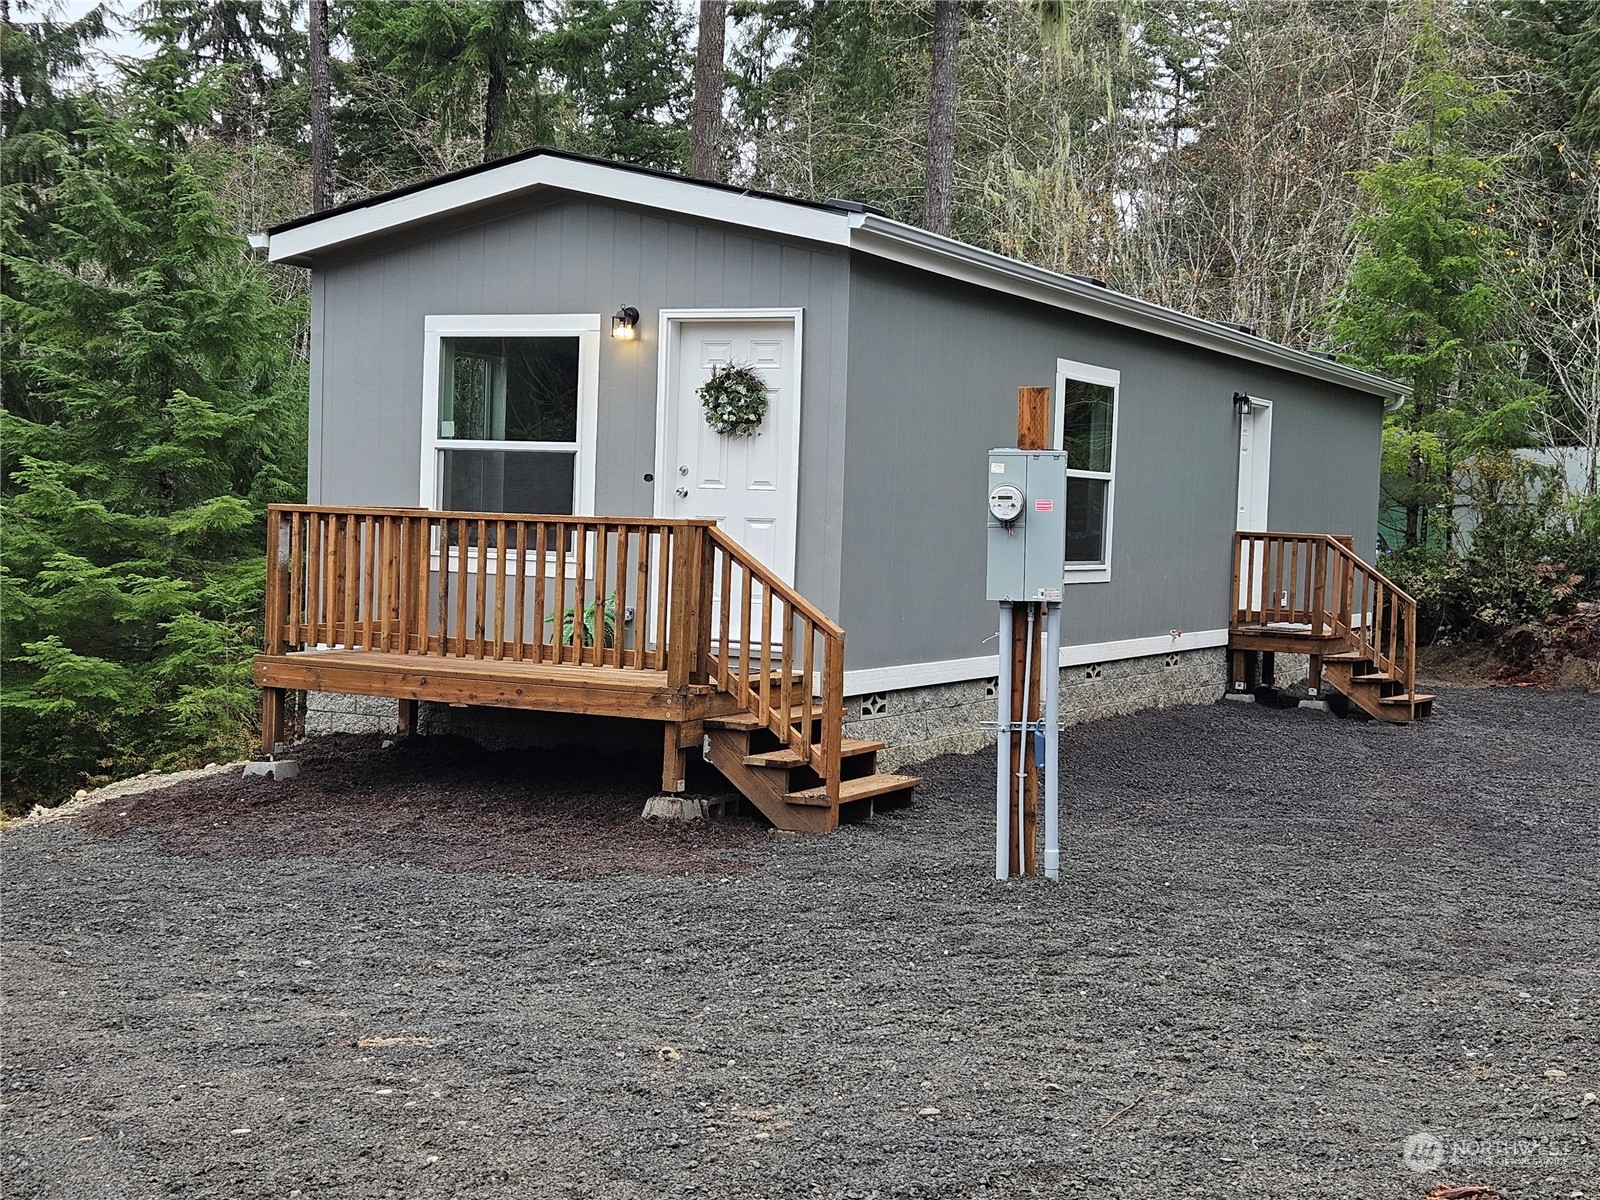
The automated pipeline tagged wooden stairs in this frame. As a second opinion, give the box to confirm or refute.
[1229,531,1436,724]
[253,505,920,834]
[703,714,919,834]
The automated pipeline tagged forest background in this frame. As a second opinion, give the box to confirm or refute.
[3,0,1597,808]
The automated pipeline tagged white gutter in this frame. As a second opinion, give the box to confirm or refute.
[846,214,1410,404]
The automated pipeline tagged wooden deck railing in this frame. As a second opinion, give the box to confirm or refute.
[705,526,845,800]
[1231,530,1417,700]
[263,504,847,802]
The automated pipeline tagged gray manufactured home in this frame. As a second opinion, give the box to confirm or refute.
[253,148,1416,825]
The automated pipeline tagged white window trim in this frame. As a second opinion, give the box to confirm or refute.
[1054,356,1120,585]
[419,313,601,515]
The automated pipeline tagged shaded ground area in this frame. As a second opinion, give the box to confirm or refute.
[2,686,1596,1199]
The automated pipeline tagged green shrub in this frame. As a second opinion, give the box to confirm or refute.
[1384,452,1596,643]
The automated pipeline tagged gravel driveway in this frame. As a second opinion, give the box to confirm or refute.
[3,686,1596,1199]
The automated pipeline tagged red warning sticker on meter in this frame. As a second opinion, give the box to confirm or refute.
[1034,498,1054,511]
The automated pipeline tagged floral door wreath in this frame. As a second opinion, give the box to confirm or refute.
[697,362,769,437]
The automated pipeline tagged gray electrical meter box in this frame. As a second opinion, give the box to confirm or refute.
[986,449,1069,602]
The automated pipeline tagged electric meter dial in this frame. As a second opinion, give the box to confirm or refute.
[988,483,1025,523]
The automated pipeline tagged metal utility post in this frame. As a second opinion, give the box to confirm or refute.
[986,387,1066,880]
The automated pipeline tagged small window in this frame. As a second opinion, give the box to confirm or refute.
[438,336,579,513]
[1055,358,1119,582]
[421,316,599,519]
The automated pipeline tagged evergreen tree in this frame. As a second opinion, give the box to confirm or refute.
[538,0,693,171]
[0,46,307,808]
[342,0,540,166]
[1330,36,1541,551]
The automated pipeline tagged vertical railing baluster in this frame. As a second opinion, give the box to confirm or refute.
[716,543,733,685]
[569,521,588,666]
[306,512,324,645]
[493,519,508,660]
[590,522,609,669]
[654,528,672,670]
[1287,537,1300,624]
[472,518,488,659]
[630,526,646,670]
[532,522,549,662]
[287,511,305,647]
[738,564,753,701]
[759,580,774,736]
[513,520,528,662]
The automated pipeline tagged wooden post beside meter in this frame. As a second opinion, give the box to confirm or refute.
[1011,386,1051,876]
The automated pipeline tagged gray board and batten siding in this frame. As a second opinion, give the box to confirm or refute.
[301,184,1384,679]
[307,193,854,615]
[839,255,1383,673]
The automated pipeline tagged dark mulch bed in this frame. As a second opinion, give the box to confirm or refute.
[3,685,1597,1200]
[77,734,763,880]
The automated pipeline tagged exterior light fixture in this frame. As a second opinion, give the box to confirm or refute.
[1233,391,1253,418]
[611,306,640,340]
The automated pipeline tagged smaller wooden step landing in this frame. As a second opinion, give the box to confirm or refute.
[1229,531,1435,725]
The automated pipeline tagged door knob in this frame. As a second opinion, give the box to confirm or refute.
[675,487,688,498]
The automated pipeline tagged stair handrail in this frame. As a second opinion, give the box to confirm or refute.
[706,525,845,805]
[1321,534,1417,703]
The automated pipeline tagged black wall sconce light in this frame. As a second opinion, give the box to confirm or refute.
[611,306,640,340]
[1233,391,1253,418]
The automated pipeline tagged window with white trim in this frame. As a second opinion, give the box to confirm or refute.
[420,315,599,519]
[1054,357,1119,582]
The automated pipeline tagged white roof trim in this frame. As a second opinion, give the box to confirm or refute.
[266,155,851,265]
[262,153,1406,400]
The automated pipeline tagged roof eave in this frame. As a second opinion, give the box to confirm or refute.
[263,153,852,267]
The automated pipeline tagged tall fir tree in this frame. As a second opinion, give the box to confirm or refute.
[0,44,307,807]
[1330,28,1541,551]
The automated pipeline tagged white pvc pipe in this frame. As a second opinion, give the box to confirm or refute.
[1019,603,1036,874]
[1043,601,1062,881]
[995,602,1013,880]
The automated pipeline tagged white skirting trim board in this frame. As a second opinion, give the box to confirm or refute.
[841,628,1230,695]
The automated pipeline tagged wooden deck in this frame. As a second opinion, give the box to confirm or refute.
[253,505,919,831]
[254,651,742,721]
[1229,531,1435,722]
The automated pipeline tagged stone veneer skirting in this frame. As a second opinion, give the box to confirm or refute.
[303,646,1231,765]
[847,646,1228,771]
[303,690,399,736]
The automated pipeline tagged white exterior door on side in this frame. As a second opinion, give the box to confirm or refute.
[1235,396,1273,618]
[656,311,802,642]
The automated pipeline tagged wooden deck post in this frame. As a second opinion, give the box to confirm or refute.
[667,525,700,691]
[1012,386,1051,875]
[397,698,418,738]
[661,722,687,793]
[260,688,285,757]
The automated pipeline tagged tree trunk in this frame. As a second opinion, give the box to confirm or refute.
[485,65,508,161]
[690,0,727,180]
[922,0,960,236]
[308,0,333,211]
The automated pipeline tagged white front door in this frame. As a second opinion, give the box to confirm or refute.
[1236,397,1273,614]
[658,314,802,607]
